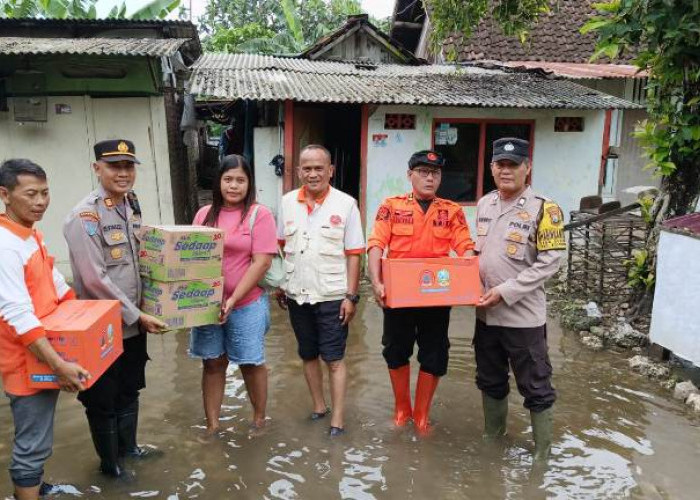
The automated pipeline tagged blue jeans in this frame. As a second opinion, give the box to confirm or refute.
[189,294,270,365]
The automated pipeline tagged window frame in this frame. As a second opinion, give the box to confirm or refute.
[431,118,536,206]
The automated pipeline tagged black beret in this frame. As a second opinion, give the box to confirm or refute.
[408,150,445,169]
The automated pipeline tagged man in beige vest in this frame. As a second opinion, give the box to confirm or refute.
[276,144,365,436]
[474,137,564,461]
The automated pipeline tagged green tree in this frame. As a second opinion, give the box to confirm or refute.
[581,0,700,315]
[200,0,366,54]
[0,0,180,19]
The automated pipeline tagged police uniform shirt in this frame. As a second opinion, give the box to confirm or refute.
[63,187,143,338]
[475,186,565,328]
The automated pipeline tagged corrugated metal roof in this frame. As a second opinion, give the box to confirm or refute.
[0,37,189,57]
[663,213,700,237]
[503,61,646,80]
[189,53,641,109]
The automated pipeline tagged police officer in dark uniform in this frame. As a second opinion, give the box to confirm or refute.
[63,140,166,478]
[475,138,565,460]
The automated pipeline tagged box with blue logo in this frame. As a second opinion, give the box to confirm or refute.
[26,300,123,389]
[382,257,481,308]
[141,277,224,329]
[139,225,224,281]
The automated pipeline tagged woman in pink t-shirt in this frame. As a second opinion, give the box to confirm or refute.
[190,154,278,433]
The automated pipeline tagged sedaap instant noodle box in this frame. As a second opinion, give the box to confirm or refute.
[139,225,224,282]
[141,277,224,329]
[26,300,123,389]
[382,257,482,308]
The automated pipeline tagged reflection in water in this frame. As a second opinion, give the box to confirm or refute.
[2,296,700,499]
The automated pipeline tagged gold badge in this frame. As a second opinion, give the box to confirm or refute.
[104,198,114,209]
[117,141,129,153]
[518,211,530,221]
[507,231,523,243]
[110,232,124,242]
[507,243,518,256]
[110,248,123,259]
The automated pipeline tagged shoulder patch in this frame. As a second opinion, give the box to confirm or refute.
[80,211,100,236]
[375,204,391,222]
[537,201,566,251]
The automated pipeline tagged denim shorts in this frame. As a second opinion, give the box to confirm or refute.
[189,294,270,365]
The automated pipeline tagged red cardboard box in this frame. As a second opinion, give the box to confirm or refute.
[382,257,482,308]
[26,300,123,389]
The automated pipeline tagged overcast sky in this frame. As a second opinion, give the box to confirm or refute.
[99,0,395,22]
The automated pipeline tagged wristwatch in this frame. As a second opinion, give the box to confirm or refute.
[345,293,360,304]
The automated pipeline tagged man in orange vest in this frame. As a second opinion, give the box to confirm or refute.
[367,150,474,434]
[0,159,89,500]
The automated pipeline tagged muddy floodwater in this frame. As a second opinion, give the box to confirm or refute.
[3,298,700,499]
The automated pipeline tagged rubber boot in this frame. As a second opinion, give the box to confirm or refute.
[87,414,125,477]
[388,365,412,426]
[531,407,553,461]
[412,370,439,434]
[482,392,508,440]
[117,400,161,460]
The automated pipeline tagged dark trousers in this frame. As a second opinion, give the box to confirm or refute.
[474,320,556,413]
[382,306,451,377]
[78,333,148,419]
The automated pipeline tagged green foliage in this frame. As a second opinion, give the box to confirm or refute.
[423,0,550,61]
[0,0,180,19]
[625,249,655,291]
[200,0,366,55]
[582,0,700,217]
[638,195,655,225]
[207,23,274,52]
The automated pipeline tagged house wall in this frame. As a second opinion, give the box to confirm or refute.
[253,126,283,214]
[1,55,159,96]
[0,95,174,276]
[364,105,607,236]
[579,77,658,204]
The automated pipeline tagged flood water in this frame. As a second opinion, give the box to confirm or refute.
[3,295,700,499]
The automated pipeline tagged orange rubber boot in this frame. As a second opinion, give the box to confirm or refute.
[413,370,440,434]
[388,365,412,426]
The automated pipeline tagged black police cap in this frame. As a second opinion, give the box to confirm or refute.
[94,139,141,164]
[408,150,445,169]
[492,137,529,164]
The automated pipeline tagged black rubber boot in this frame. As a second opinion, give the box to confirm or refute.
[87,414,126,477]
[117,400,161,460]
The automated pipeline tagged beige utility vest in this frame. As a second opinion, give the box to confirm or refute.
[280,188,355,304]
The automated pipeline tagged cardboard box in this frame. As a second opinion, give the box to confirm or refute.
[27,300,123,389]
[139,225,224,281]
[382,257,482,308]
[141,277,224,329]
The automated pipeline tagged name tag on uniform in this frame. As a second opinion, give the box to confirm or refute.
[477,223,489,236]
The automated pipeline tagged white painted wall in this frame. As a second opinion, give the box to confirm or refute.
[253,126,283,215]
[364,105,606,236]
[0,96,174,276]
[650,231,700,366]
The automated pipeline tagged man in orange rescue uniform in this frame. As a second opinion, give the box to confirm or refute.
[0,159,89,500]
[367,150,474,433]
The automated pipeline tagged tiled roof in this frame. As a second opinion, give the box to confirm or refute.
[446,0,635,64]
[0,37,190,57]
[189,53,641,109]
